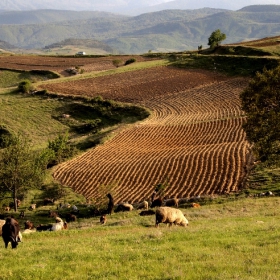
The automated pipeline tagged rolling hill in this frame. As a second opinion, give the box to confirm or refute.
[0,9,124,25]
[0,5,280,54]
[43,38,116,55]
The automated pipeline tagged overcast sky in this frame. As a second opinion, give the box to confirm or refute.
[152,0,280,9]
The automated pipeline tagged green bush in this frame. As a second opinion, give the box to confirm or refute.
[18,79,33,93]
[112,59,123,67]
[47,132,77,165]
[124,58,136,65]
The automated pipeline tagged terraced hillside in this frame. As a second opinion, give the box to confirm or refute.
[43,65,251,204]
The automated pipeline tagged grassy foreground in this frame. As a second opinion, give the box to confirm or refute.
[1,197,280,280]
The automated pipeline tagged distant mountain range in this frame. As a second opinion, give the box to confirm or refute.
[0,5,280,54]
[0,0,275,15]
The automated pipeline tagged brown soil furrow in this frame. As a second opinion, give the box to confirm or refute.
[208,143,229,195]
[50,66,250,203]
[146,78,246,125]
[190,144,214,197]
[196,148,215,196]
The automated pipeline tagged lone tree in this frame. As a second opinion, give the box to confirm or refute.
[240,66,280,163]
[208,29,226,49]
[0,134,47,211]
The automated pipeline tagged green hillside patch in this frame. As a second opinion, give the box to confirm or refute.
[0,90,150,150]
[209,45,273,56]
[0,70,58,88]
[171,54,280,76]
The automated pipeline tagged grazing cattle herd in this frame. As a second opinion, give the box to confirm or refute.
[0,192,196,249]
[5,190,275,249]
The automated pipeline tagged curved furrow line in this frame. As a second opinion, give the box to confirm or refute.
[167,147,198,198]
[211,142,235,195]
[190,145,219,196]
[196,147,215,196]
[181,144,211,197]
[221,141,238,193]
[230,141,249,193]
[208,144,227,195]
[189,145,213,196]
[168,146,197,197]
[145,78,246,125]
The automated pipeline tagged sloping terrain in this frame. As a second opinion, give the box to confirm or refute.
[38,65,251,203]
[0,6,280,53]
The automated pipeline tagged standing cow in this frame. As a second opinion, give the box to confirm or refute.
[2,217,21,249]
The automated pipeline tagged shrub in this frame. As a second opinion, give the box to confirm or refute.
[124,58,136,65]
[0,125,13,148]
[47,132,77,165]
[18,79,33,93]
[112,59,123,67]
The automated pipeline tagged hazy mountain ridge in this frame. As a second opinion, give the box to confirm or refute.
[0,5,280,54]
[0,10,125,25]
[44,38,114,53]
[0,0,168,15]
[0,40,18,50]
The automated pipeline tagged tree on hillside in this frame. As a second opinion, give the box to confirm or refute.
[47,132,77,166]
[0,134,47,211]
[208,29,226,49]
[240,66,280,163]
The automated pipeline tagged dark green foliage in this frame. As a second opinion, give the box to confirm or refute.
[73,119,101,134]
[18,79,33,93]
[112,59,123,67]
[53,98,149,135]
[0,134,46,211]
[172,54,279,76]
[208,45,272,57]
[124,58,136,65]
[41,183,67,202]
[208,29,226,49]
[47,132,77,165]
[0,125,13,148]
[240,66,280,163]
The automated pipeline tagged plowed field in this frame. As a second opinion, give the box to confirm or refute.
[0,55,152,76]
[45,65,251,204]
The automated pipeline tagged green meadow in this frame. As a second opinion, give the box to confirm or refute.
[1,197,280,280]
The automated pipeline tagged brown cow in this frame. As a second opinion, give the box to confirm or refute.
[2,217,21,249]
[65,213,77,223]
[100,215,107,225]
[24,220,35,230]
